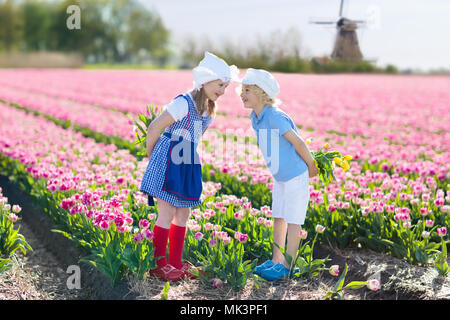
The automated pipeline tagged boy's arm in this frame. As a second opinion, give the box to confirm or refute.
[282,129,319,177]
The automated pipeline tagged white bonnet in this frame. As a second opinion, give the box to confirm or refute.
[240,68,280,99]
[193,51,240,90]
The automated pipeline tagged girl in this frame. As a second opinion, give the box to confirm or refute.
[140,52,239,281]
[238,68,319,281]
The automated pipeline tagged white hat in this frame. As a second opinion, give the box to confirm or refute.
[240,68,280,99]
[193,51,239,90]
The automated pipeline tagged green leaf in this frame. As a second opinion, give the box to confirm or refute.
[333,263,348,292]
[344,281,368,290]
[160,281,170,300]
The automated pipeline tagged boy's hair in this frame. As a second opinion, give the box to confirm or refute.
[192,87,216,117]
[244,84,281,107]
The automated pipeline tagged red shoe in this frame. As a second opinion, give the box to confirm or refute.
[180,263,205,279]
[148,264,185,282]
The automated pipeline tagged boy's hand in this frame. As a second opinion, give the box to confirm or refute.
[308,163,319,178]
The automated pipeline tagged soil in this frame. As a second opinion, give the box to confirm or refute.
[1,175,449,300]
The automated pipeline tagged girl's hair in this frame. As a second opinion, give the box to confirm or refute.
[244,84,281,107]
[191,88,216,117]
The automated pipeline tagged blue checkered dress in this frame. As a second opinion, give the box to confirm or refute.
[140,93,213,207]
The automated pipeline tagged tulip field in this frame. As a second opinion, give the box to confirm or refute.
[0,69,449,299]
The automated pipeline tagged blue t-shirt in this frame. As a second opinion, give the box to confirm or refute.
[250,106,308,181]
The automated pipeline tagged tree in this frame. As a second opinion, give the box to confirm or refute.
[0,0,23,51]
[22,0,53,51]
[125,7,170,64]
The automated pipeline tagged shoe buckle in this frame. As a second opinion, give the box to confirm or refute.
[161,264,175,273]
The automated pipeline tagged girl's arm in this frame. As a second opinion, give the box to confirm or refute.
[146,110,175,158]
[282,129,319,177]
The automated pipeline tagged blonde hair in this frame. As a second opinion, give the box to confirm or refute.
[243,84,281,107]
[191,88,216,117]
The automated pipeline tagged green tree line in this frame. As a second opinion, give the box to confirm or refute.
[0,0,170,64]
[0,0,397,73]
[180,28,398,74]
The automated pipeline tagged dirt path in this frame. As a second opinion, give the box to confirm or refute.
[0,219,87,300]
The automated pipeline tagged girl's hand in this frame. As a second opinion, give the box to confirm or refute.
[146,110,175,157]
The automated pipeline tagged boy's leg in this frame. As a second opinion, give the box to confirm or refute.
[286,223,302,268]
[272,217,287,265]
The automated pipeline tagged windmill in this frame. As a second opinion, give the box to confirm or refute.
[309,0,366,62]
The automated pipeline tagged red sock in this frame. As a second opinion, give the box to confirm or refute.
[152,225,170,268]
[168,223,186,269]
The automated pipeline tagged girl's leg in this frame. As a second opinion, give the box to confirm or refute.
[153,198,177,268]
[286,223,302,268]
[155,197,177,228]
[272,217,287,265]
[172,207,191,227]
[169,207,190,268]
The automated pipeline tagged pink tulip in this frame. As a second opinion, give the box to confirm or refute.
[329,265,339,276]
[209,239,217,247]
[8,213,18,222]
[222,236,231,244]
[204,222,214,231]
[143,229,154,240]
[420,207,428,216]
[99,220,110,230]
[133,232,144,243]
[139,219,150,230]
[315,224,326,234]
[210,278,223,288]
[235,231,248,243]
[437,227,447,237]
[194,232,203,241]
[425,220,434,228]
[299,230,308,240]
[367,279,380,291]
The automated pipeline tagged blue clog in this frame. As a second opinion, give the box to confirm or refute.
[260,263,293,281]
[253,260,274,276]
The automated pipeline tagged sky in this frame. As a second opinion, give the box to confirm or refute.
[140,0,450,72]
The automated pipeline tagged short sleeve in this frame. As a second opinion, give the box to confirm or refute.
[269,111,294,136]
[207,114,215,127]
[163,96,188,122]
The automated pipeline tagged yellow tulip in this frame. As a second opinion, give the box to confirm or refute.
[342,160,350,171]
[324,143,330,149]
[306,138,313,145]
[333,157,342,166]
[329,173,333,181]
[344,155,352,161]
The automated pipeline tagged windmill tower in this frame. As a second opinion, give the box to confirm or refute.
[309,0,366,62]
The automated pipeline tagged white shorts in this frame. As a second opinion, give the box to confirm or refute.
[272,170,310,225]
